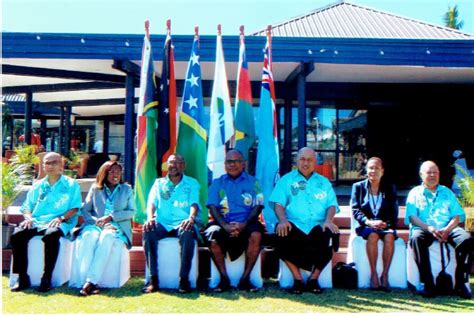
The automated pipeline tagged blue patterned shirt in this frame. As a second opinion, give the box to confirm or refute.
[405,184,465,234]
[269,170,339,234]
[207,172,264,223]
[20,175,82,236]
[147,175,200,232]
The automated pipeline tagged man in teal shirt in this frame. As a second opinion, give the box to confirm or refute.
[270,147,339,294]
[406,160,473,299]
[141,154,200,294]
[11,152,82,292]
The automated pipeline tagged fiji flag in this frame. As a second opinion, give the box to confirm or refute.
[234,26,255,161]
[176,31,209,225]
[157,20,177,176]
[134,21,159,224]
[256,26,280,233]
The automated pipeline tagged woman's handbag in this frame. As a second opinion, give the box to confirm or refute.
[435,242,453,295]
[332,262,358,289]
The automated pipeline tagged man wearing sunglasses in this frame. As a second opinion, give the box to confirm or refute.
[205,149,264,292]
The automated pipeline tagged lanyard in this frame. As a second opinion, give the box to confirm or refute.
[104,184,119,204]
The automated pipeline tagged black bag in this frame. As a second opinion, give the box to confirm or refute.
[332,262,358,289]
[435,242,453,295]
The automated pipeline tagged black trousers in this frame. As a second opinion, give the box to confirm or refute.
[10,226,64,279]
[410,227,473,288]
[275,223,333,272]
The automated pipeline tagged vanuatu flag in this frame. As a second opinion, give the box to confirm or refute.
[134,21,159,224]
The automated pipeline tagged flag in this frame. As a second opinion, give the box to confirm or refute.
[234,27,255,161]
[256,28,280,233]
[134,23,159,224]
[157,22,177,176]
[207,27,234,179]
[176,33,209,225]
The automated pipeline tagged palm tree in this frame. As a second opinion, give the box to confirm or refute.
[444,5,464,30]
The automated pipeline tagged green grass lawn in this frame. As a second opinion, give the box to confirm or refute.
[3,275,474,313]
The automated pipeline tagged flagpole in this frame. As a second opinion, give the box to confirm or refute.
[145,20,150,39]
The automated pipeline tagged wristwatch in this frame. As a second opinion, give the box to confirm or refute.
[59,215,66,222]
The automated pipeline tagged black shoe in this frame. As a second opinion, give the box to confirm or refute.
[213,276,231,293]
[420,286,437,298]
[288,279,304,295]
[11,275,31,292]
[178,278,191,294]
[141,276,159,294]
[454,284,472,299]
[37,277,52,293]
[306,279,323,294]
[79,282,99,296]
[238,277,259,293]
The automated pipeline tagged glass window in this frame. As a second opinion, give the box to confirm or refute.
[337,110,368,180]
[307,108,336,150]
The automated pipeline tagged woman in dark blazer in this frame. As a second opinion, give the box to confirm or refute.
[350,157,398,291]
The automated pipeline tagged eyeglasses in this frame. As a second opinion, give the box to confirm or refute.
[44,161,60,166]
[225,159,242,165]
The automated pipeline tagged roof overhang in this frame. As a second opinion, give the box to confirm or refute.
[3,32,474,117]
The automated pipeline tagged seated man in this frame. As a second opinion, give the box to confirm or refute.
[269,147,339,294]
[406,160,473,299]
[10,152,82,292]
[141,154,200,294]
[205,149,264,292]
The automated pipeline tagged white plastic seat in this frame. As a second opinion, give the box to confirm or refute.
[9,236,73,288]
[347,216,407,288]
[278,259,332,288]
[145,237,198,289]
[69,238,130,288]
[407,241,460,291]
[209,251,263,289]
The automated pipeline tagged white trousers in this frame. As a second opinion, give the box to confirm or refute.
[74,226,124,285]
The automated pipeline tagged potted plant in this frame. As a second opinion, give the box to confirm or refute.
[64,149,81,178]
[1,145,39,248]
[454,164,474,231]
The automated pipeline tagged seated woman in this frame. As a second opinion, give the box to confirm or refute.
[73,161,135,296]
[350,157,398,292]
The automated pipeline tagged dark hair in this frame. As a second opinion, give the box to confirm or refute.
[95,160,123,189]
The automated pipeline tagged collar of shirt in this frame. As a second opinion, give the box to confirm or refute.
[42,174,68,190]
[223,171,248,183]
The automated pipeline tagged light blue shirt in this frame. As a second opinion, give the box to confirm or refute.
[207,172,264,223]
[20,175,82,236]
[269,170,339,234]
[405,184,465,235]
[147,175,200,232]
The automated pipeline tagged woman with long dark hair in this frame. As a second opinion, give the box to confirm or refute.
[71,161,135,296]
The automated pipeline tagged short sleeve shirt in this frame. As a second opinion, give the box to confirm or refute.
[207,172,264,223]
[21,175,82,235]
[405,184,465,234]
[269,170,339,234]
[147,175,200,231]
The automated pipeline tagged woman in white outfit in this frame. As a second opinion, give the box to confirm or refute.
[72,160,135,296]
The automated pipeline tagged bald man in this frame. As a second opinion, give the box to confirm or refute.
[10,152,82,293]
[406,160,473,299]
[269,147,339,294]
